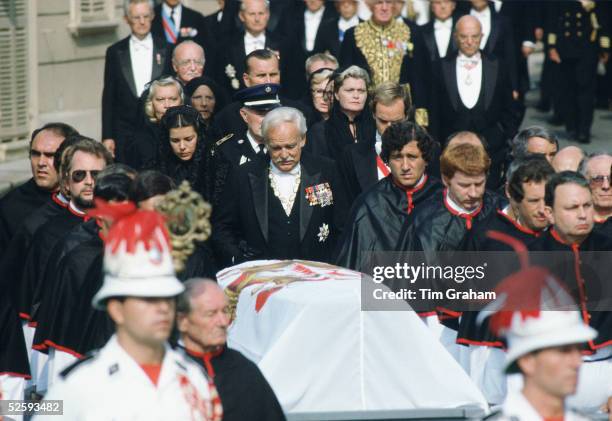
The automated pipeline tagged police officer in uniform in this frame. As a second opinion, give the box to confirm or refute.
[546,1,610,143]
[211,83,281,205]
[34,208,221,420]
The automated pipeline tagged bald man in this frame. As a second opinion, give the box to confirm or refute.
[551,146,585,172]
[429,15,521,190]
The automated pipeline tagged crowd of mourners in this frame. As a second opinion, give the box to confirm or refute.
[1,0,612,419]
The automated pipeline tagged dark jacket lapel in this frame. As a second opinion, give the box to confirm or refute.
[151,36,167,80]
[118,39,138,98]
[422,22,437,61]
[248,164,269,242]
[442,56,460,110]
[482,54,498,110]
[485,14,501,55]
[299,157,321,241]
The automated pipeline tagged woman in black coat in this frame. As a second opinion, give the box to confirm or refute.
[306,65,376,161]
[157,105,214,202]
[184,76,228,145]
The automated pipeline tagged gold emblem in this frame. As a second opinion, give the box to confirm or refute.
[354,20,411,85]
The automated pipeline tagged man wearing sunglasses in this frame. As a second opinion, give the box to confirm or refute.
[17,138,112,393]
[579,153,612,237]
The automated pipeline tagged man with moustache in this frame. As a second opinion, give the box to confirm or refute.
[102,0,170,161]
[177,279,285,421]
[213,107,347,268]
[0,123,76,256]
[211,84,280,205]
[528,171,612,411]
[335,120,441,271]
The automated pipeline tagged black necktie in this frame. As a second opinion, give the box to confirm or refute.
[257,144,266,157]
[170,8,176,27]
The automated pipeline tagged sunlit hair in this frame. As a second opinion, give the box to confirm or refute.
[144,77,184,122]
[440,143,490,180]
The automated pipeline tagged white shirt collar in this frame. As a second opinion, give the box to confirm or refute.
[130,32,153,47]
[247,132,265,154]
[470,6,490,18]
[162,2,182,17]
[457,51,482,62]
[434,18,453,29]
[338,15,360,32]
[270,161,301,176]
[245,31,266,43]
[445,191,478,215]
[305,6,325,20]
[69,201,86,216]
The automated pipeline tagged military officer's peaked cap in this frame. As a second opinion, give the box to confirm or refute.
[235,83,281,111]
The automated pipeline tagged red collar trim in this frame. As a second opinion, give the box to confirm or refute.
[443,189,482,230]
[392,174,428,214]
[496,210,540,237]
[550,228,580,250]
[52,192,69,208]
[185,347,224,378]
[68,202,90,221]
[594,215,610,224]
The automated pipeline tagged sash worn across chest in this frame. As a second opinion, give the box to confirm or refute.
[354,20,412,85]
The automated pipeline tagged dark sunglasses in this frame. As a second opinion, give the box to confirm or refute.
[71,169,101,183]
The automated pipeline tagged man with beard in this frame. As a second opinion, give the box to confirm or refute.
[578,153,612,237]
[457,156,554,404]
[335,120,441,271]
[0,123,76,256]
[177,278,285,421]
[528,171,612,411]
[18,139,112,332]
[31,171,135,390]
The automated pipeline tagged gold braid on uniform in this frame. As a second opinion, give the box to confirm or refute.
[354,19,413,85]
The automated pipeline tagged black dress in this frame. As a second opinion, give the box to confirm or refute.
[125,120,163,171]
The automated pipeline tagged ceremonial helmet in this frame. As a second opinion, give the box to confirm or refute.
[91,201,184,310]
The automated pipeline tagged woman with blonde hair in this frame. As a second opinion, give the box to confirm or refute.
[126,76,183,170]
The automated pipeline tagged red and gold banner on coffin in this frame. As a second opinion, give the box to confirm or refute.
[218,260,358,315]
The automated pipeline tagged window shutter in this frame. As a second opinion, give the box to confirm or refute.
[78,0,112,22]
[0,0,29,145]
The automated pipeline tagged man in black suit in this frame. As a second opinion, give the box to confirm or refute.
[315,0,361,59]
[212,106,348,268]
[217,0,284,96]
[420,0,458,62]
[280,0,338,99]
[212,49,313,140]
[102,0,170,161]
[211,83,281,205]
[430,15,521,189]
[459,0,519,99]
[151,0,207,47]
